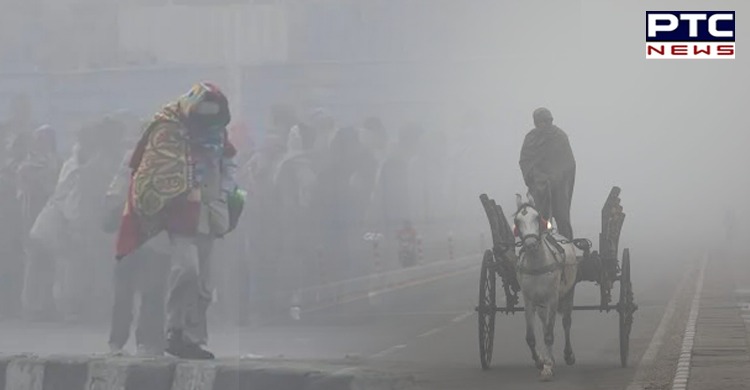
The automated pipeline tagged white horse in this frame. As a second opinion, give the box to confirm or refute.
[513,193,579,381]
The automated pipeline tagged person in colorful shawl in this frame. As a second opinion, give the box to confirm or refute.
[105,118,170,357]
[115,82,240,360]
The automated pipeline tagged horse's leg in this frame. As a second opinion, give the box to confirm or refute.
[562,290,576,365]
[525,304,543,369]
[538,303,556,381]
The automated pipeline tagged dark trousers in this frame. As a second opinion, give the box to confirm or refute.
[530,175,575,240]
[109,246,170,350]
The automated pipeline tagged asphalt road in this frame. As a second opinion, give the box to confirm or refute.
[305,243,691,390]
[0,242,697,389]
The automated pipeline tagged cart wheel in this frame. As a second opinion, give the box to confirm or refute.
[618,248,636,367]
[478,250,497,370]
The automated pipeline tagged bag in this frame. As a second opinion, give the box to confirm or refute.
[219,187,245,237]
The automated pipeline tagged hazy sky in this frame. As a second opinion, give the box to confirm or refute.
[4,0,746,253]
[440,0,749,250]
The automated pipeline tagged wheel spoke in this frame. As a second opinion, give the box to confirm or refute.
[619,248,634,368]
[478,250,496,370]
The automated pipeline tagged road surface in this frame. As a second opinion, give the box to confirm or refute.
[0,242,700,389]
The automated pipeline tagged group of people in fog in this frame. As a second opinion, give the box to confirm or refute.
[0,97,135,325]
[0,81,575,360]
[0,85,457,358]
[231,105,448,324]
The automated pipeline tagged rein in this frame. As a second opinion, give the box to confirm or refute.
[518,233,568,276]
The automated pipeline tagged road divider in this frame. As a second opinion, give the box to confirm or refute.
[0,356,412,390]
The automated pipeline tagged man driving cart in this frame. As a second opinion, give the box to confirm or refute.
[518,107,576,240]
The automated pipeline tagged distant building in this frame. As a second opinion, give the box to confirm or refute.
[117,2,288,66]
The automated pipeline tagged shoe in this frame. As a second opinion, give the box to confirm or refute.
[165,329,215,360]
[165,328,184,358]
[182,343,215,360]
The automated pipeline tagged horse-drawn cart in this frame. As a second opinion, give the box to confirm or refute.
[476,186,637,371]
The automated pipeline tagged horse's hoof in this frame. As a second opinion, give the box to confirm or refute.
[540,365,554,381]
[565,353,576,366]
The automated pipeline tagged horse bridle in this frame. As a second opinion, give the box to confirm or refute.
[519,233,541,246]
[514,204,544,244]
[518,231,568,276]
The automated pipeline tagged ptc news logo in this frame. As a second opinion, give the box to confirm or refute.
[646,11,735,59]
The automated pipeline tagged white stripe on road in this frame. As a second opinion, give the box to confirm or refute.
[671,255,707,390]
[417,310,474,338]
[300,254,477,296]
[417,328,444,338]
[370,306,488,359]
[302,264,480,314]
[451,311,474,323]
[331,366,360,378]
[625,258,697,390]
[369,311,470,358]
[370,344,406,359]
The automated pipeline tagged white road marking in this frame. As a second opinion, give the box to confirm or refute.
[370,298,501,359]
[301,264,480,314]
[331,366,359,377]
[625,257,698,390]
[366,266,479,299]
[370,344,406,359]
[671,255,707,390]
[417,328,444,338]
[451,311,474,323]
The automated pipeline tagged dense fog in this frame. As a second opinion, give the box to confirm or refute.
[0,0,745,359]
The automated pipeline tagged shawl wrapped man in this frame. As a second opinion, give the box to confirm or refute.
[114,82,243,360]
[116,83,238,260]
